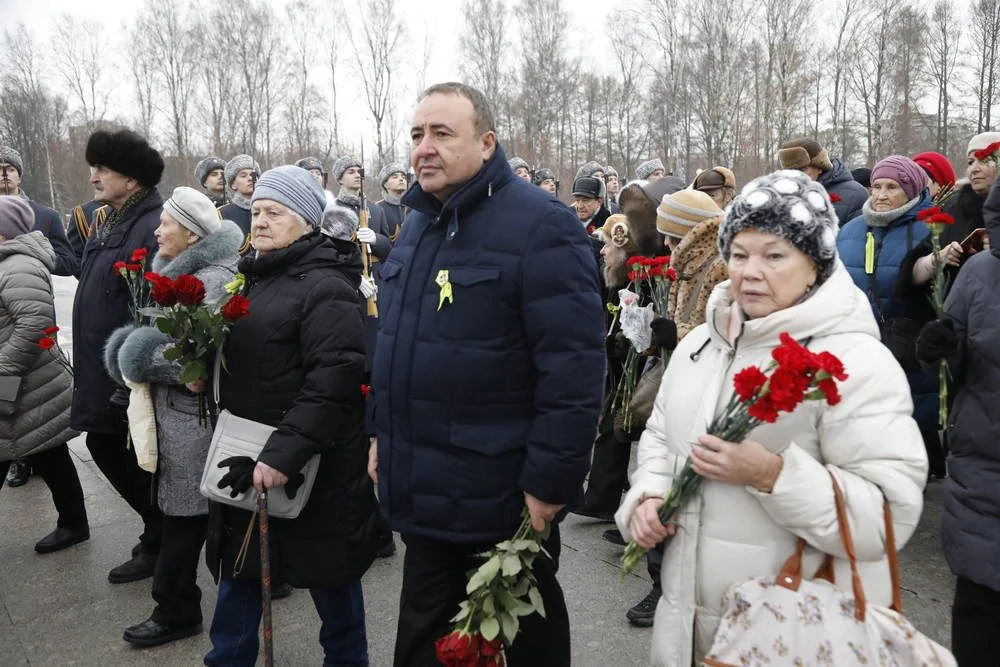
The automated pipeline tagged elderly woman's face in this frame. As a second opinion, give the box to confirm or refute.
[251,200,307,254]
[728,230,818,319]
[967,154,998,196]
[870,178,909,212]
[155,211,198,260]
[600,239,626,286]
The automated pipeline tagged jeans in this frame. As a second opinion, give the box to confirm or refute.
[205,578,368,666]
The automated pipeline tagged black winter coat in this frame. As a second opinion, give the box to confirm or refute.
[217,203,252,255]
[66,200,107,268]
[70,189,161,434]
[206,231,378,587]
[26,199,77,277]
[819,158,868,225]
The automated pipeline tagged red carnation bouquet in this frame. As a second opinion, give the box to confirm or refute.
[435,510,550,666]
[917,206,956,428]
[141,272,251,421]
[114,247,151,326]
[619,332,848,575]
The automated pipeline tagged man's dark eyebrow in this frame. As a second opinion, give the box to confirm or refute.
[411,123,455,134]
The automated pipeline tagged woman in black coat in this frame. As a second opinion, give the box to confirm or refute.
[204,166,378,666]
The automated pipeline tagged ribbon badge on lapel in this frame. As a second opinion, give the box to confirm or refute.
[436,269,454,311]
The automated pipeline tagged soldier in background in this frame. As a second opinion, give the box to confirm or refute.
[193,157,226,207]
[374,162,408,244]
[217,154,259,255]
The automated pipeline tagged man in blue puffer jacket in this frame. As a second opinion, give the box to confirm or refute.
[371,82,605,666]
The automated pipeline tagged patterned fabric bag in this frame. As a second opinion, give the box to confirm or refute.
[703,472,955,667]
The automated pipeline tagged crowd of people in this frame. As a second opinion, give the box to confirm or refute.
[0,80,998,665]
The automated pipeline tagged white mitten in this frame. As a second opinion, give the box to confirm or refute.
[356,227,377,244]
[360,276,378,299]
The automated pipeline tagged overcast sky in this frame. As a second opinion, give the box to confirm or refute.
[1,0,616,155]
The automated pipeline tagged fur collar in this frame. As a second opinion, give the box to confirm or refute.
[151,220,243,277]
[229,192,251,210]
[672,215,723,277]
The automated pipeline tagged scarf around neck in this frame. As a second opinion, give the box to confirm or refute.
[100,187,151,240]
[861,194,921,228]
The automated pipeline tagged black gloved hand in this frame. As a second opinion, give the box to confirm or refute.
[915,318,960,363]
[284,472,307,499]
[650,318,679,352]
[216,456,256,498]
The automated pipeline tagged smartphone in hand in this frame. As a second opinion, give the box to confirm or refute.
[961,228,987,254]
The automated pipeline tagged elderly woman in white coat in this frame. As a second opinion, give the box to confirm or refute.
[103,187,242,648]
[615,170,928,666]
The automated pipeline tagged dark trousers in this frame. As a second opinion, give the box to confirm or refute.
[394,526,570,667]
[582,418,630,512]
[921,425,947,478]
[952,576,1000,666]
[205,578,368,666]
[151,514,209,627]
[646,541,664,592]
[0,443,88,529]
[85,430,163,554]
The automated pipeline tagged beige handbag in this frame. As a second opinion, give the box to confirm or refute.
[124,378,158,473]
[703,472,955,667]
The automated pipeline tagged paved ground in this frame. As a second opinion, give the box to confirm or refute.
[0,277,955,665]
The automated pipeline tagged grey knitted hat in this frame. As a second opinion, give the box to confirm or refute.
[378,162,408,189]
[636,159,665,180]
[0,195,34,238]
[718,170,840,283]
[575,161,604,180]
[320,202,359,241]
[508,157,530,173]
[225,154,260,187]
[332,155,362,183]
[0,146,24,176]
[163,186,222,238]
[252,165,326,228]
[295,156,324,173]
[194,157,225,187]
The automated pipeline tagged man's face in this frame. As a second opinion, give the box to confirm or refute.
[307,168,325,187]
[231,168,256,197]
[410,92,496,202]
[204,168,224,194]
[606,174,619,195]
[648,169,665,181]
[340,166,362,191]
[0,163,21,194]
[539,179,556,194]
[90,165,135,208]
[571,195,601,221]
[514,166,531,180]
[385,172,407,194]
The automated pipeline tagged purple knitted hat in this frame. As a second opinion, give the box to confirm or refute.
[870,155,927,201]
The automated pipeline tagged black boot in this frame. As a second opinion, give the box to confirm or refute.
[5,460,30,487]
[109,552,157,584]
[35,526,90,554]
[626,587,661,627]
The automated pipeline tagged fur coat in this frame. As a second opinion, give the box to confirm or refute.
[105,221,241,515]
[667,215,728,340]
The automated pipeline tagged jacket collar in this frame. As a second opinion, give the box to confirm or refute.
[402,144,513,226]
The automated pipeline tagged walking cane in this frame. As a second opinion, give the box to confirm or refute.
[259,490,274,667]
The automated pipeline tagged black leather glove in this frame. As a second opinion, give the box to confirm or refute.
[915,318,960,364]
[284,472,306,499]
[650,318,678,352]
[216,456,256,498]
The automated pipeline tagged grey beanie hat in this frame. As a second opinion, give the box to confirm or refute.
[378,162,408,189]
[508,157,530,173]
[575,161,604,180]
[718,170,840,283]
[0,146,24,176]
[163,186,222,238]
[320,202,360,241]
[636,159,665,180]
[0,195,34,238]
[194,157,225,187]
[252,165,326,228]
[225,154,260,187]
[332,155,362,183]
[295,156,324,173]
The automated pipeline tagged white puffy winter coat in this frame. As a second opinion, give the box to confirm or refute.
[615,262,928,666]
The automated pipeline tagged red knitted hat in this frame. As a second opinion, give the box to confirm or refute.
[913,151,956,188]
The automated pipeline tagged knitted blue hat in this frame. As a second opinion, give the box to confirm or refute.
[252,166,326,228]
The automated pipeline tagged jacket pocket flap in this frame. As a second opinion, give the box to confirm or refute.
[448,266,501,286]
[381,260,403,280]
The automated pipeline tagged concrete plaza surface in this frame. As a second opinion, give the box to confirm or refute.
[0,276,955,665]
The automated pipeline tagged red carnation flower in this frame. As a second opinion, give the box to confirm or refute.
[360,384,371,397]
[220,294,250,321]
[917,206,942,222]
[829,193,842,203]
[113,260,127,273]
[665,267,678,281]
[733,366,768,401]
[173,274,206,306]
[814,350,848,381]
[43,326,59,335]
[125,263,141,272]
[818,378,842,406]
[747,394,779,423]
[972,141,1000,161]
[38,336,56,350]
[130,247,148,262]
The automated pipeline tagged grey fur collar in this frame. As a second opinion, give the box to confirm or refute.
[229,192,252,210]
[382,193,403,206]
[338,189,362,208]
[118,326,178,385]
[861,195,920,228]
[151,220,243,277]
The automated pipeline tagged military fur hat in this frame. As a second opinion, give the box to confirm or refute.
[719,170,840,283]
[508,157,530,173]
[294,156,325,173]
[575,161,605,180]
[85,129,164,187]
[0,146,24,176]
[378,162,408,189]
[225,154,261,187]
[635,159,665,180]
[194,156,225,187]
[532,168,556,186]
[605,165,619,178]
[777,137,833,173]
[332,155,362,183]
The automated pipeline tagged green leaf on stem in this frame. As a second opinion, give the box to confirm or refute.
[499,612,519,644]
[480,616,500,641]
[501,554,521,577]
[528,586,546,618]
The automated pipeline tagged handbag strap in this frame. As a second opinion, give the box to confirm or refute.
[212,346,223,409]
[776,471,904,621]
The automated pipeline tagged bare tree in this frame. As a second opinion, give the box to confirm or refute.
[227,0,283,160]
[607,16,651,174]
[827,0,863,159]
[349,0,406,165]
[971,0,1000,131]
[927,0,961,152]
[50,14,113,128]
[284,0,329,157]
[850,1,899,164]
[459,0,512,132]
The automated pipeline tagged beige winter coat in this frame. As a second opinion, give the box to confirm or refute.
[0,232,76,461]
[615,262,928,666]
